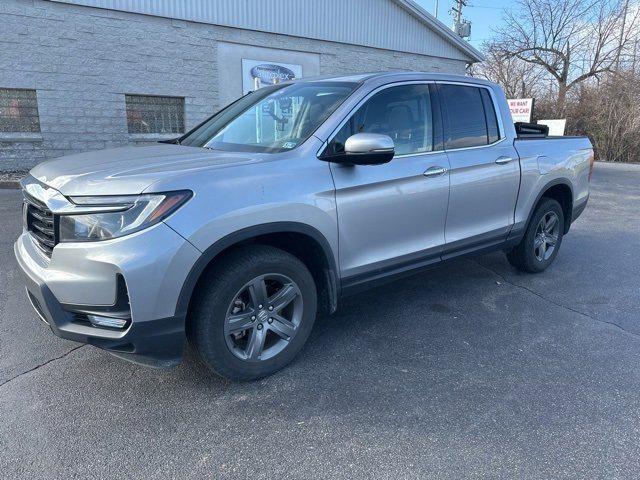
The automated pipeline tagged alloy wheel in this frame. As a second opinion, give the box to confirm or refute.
[223,273,303,362]
[533,211,560,262]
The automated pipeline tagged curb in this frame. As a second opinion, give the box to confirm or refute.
[0,180,20,189]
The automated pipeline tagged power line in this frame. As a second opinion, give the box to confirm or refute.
[467,4,503,9]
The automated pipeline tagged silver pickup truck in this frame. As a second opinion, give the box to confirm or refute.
[15,72,593,380]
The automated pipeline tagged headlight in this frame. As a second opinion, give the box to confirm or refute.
[58,190,192,242]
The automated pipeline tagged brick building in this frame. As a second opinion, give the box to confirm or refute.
[0,0,482,171]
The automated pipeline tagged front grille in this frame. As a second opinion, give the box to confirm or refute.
[23,192,56,257]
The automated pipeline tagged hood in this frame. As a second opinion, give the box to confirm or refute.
[30,144,262,196]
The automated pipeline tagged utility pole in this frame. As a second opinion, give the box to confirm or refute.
[451,0,471,38]
[451,0,466,28]
[434,0,439,19]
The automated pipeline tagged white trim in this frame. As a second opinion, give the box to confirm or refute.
[128,133,182,141]
[0,133,43,143]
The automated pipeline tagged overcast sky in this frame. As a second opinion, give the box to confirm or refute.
[414,0,511,49]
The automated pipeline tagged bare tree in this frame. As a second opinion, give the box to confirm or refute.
[574,71,640,162]
[471,42,546,98]
[495,0,639,116]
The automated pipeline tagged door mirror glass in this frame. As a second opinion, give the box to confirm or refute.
[324,133,394,165]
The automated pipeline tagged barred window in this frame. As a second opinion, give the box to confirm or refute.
[0,88,41,133]
[125,95,185,135]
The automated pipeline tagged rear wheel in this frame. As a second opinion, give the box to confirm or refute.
[506,198,564,273]
[187,245,317,381]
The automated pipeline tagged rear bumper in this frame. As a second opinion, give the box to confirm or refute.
[572,194,589,222]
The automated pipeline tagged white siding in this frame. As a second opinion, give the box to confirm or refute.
[47,0,477,61]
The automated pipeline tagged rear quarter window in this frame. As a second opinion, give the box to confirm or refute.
[480,89,500,144]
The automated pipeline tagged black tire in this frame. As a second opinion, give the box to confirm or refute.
[187,245,317,381]
[506,198,565,273]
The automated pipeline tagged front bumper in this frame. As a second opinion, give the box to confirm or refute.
[14,223,201,367]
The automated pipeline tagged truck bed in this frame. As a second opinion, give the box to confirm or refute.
[512,134,593,236]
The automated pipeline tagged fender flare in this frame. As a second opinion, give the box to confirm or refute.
[174,222,338,317]
[511,178,574,241]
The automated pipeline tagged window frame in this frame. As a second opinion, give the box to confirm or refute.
[435,81,506,152]
[124,93,186,136]
[319,81,444,160]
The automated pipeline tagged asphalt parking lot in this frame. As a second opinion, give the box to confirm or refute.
[1,162,639,479]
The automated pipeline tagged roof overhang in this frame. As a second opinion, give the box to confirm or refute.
[394,0,484,63]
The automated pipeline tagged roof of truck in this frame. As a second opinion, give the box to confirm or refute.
[291,71,496,87]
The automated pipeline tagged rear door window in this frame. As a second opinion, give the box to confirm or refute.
[440,84,493,149]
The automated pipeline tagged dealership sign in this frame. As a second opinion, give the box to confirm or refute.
[242,59,303,94]
[508,98,533,123]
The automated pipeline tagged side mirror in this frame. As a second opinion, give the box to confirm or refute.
[322,133,395,165]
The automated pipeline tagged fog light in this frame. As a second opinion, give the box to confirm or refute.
[87,315,128,329]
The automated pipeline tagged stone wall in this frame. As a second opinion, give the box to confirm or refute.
[0,0,468,170]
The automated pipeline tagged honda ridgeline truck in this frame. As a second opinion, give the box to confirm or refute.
[15,72,593,380]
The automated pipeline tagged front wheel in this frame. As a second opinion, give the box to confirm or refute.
[187,245,317,381]
[506,198,565,273]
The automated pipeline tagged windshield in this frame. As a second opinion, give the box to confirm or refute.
[180,82,358,153]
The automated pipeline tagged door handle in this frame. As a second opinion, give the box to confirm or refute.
[423,166,447,177]
[495,156,515,165]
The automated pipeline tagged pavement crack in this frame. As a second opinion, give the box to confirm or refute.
[469,259,640,340]
[0,345,86,389]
